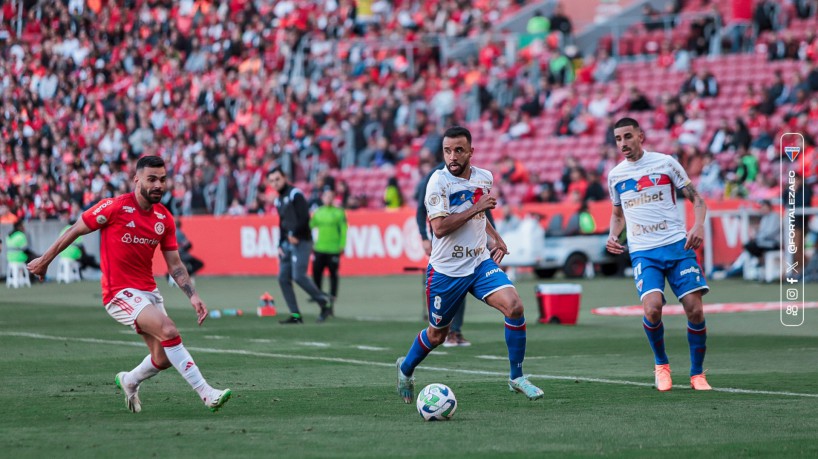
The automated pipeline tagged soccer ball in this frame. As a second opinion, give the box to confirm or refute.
[416,383,457,421]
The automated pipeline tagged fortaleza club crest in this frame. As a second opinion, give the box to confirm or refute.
[785,146,801,162]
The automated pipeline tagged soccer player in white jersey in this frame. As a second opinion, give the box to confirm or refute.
[606,118,712,391]
[396,126,544,403]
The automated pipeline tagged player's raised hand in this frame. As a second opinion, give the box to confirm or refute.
[26,257,49,281]
[606,235,625,254]
[473,194,497,212]
[684,224,704,250]
[191,294,208,325]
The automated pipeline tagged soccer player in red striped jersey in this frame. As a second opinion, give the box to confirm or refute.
[28,156,231,412]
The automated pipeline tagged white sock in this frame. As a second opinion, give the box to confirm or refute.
[161,337,213,398]
[127,355,164,386]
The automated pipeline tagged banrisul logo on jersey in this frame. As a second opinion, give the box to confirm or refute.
[121,233,160,246]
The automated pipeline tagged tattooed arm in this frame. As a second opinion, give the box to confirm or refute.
[680,183,707,250]
[163,250,208,325]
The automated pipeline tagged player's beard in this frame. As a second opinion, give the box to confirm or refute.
[140,185,163,204]
[447,160,467,177]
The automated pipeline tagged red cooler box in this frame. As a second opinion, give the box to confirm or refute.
[536,284,582,325]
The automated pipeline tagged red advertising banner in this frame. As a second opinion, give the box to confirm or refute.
[153,199,754,276]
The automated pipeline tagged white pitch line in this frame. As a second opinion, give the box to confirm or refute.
[297,341,330,348]
[248,338,274,344]
[3,331,817,399]
[357,345,389,351]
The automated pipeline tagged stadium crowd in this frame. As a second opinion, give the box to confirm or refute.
[1,0,817,225]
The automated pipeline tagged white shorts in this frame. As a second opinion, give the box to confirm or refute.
[105,288,167,333]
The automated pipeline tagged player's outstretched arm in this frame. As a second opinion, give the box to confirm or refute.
[163,250,208,325]
[681,183,707,250]
[606,205,626,254]
[27,219,94,280]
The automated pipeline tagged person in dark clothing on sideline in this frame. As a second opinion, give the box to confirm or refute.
[268,168,333,324]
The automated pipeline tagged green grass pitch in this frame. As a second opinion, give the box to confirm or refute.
[1,276,817,458]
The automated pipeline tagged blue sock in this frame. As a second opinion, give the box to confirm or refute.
[643,317,669,365]
[505,316,526,380]
[400,329,434,377]
[687,320,707,376]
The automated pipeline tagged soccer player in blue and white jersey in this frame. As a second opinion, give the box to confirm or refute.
[396,126,544,403]
[606,117,712,391]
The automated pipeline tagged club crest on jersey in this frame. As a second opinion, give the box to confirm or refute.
[155,222,165,235]
[648,174,662,186]
[471,187,484,203]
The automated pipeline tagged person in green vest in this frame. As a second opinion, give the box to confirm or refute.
[58,221,100,276]
[578,202,597,234]
[310,187,347,300]
[384,176,404,209]
[6,220,34,264]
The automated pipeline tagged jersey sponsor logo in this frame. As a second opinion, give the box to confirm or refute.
[452,245,485,259]
[92,199,114,215]
[433,296,442,310]
[680,266,700,276]
[617,174,672,193]
[485,267,502,277]
[630,220,669,236]
[126,221,136,228]
[622,190,664,209]
[155,222,165,235]
[121,233,160,246]
[154,212,166,220]
[122,206,135,213]
[96,215,108,224]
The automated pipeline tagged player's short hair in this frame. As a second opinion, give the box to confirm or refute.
[443,126,472,145]
[136,156,165,170]
[268,166,285,179]
[613,117,641,130]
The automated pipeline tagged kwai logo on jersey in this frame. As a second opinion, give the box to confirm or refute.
[631,220,669,236]
[785,146,801,162]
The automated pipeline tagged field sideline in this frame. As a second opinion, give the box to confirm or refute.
[1,276,816,458]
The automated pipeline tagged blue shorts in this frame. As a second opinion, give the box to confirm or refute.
[630,239,709,304]
[425,259,514,328]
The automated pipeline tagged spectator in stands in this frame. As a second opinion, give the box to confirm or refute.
[587,88,612,119]
[592,49,618,83]
[708,118,736,154]
[735,148,760,185]
[549,2,573,39]
[677,108,707,146]
[499,155,530,184]
[698,154,724,198]
[754,0,781,35]
[626,85,653,111]
[501,111,534,141]
[643,4,666,32]
[584,170,607,202]
[532,181,559,203]
[768,30,800,60]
